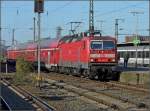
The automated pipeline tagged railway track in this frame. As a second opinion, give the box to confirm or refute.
[1,73,149,111]
[1,79,55,111]
[45,78,132,111]
[44,79,148,111]
[43,73,149,111]
[106,81,150,93]
[1,73,149,93]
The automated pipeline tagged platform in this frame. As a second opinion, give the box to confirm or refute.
[0,83,36,111]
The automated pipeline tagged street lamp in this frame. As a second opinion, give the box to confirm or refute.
[129,10,144,68]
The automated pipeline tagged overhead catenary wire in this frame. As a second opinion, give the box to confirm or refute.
[48,1,73,14]
[79,1,146,23]
[2,1,148,43]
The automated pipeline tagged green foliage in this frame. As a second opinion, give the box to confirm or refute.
[0,55,5,62]
[13,57,33,85]
[16,57,33,74]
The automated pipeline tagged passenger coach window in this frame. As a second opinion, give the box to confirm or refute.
[130,51,135,58]
[118,52,121,57]
[146,51,149,58]
[138,51,142,58]
[130,51,133,58]
[119,52,124,58]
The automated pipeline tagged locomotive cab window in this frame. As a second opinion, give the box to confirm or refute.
[91,41,102,49]
[91,40,115,50]
[103,41,115,50]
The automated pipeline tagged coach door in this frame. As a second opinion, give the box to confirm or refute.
[48,51,50,64]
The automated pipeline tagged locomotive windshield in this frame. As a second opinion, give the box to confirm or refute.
[91,41,102,49]
[91,41,115,50]
[103,41,115,50]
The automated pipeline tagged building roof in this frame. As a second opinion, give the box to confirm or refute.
[117,41,150,47]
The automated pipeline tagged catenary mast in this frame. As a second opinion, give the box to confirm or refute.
[89,0,94,36]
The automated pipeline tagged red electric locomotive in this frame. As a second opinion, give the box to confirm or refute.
[7,33,120,81]
[56,33,119,80]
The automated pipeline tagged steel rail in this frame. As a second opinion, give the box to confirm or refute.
[44,73,149,110]
[18,86,55,111]
[45,78,137,111]
[1,73,149,93]
[52,72,150,93]
[107,81,149,93]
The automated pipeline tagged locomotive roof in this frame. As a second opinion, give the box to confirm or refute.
[93,36,116,40]
[59,35,83,43]
[59,35,116,44]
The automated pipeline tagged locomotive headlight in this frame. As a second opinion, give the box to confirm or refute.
[90,59,94,62]
[112,59,115,62]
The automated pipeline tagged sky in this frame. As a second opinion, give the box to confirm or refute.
[1,0,149,45]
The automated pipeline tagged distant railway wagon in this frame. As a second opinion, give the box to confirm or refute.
[117,42,150,67]
[7,33,120,81]
[7,38,59,67]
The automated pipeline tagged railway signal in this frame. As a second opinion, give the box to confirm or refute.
[34,0,44,13]
[34,0,44,87]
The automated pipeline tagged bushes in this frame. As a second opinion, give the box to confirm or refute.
[13,57,33,84]
[16,57,33,73]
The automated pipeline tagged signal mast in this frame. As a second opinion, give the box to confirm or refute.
[89,0,94,36]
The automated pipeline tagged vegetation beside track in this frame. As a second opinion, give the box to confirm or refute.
[13,57,34,85]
